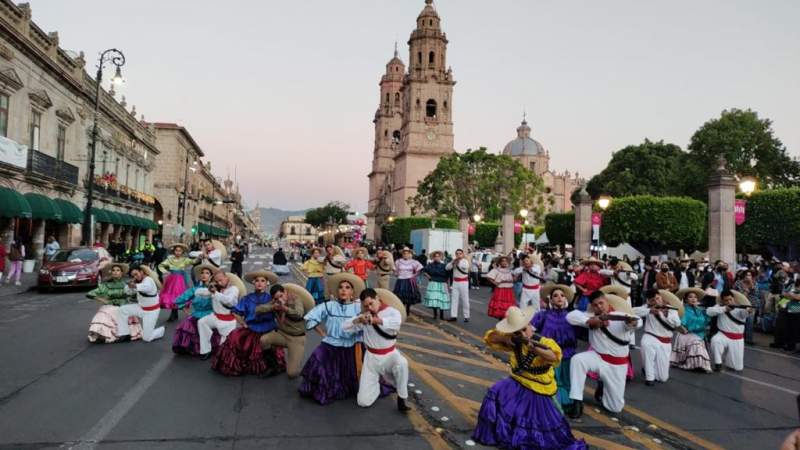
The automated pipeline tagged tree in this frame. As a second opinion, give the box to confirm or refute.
[305,201,350,228]
[736,188,800,260]
[686,108,800,199]
[544,212,574,246]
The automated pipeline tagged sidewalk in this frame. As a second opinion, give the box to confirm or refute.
[0,272,37,297]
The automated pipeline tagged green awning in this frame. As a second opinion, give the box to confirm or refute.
[130,215,146,229]
[53,199,82,223]
[105,210,124,226]
[213,226,230,237]
[117,213,135,227]
[91,207,111,223]
[23,192,62,221]
[143,218,158,230]
[0,187,32,219]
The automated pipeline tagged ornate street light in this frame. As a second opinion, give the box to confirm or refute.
[519,208,529,218]
[473,213,482,223]
[597,195,612,211]
[82,48,126,245]
[739,177,756,196]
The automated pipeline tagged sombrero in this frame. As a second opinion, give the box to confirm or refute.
[193,263,219,280]
[581,256,603,266]
[282,283,315,313]
[377,250,395,273]
[676,287,705,303]
[244,270,279,285]
[139,265,162,290]
[659,289,684,317]
[429,249,444,258]
[169,243,189,253]
[541,283,575,302]
[496,306,536,334]
[326,272,365,300]
[717,290,751,307]
[225,273,247,299]
[600,285,630,299]
[616,261,633,272]
[603,293,635,316]
[355,247,368,257]
[210,239,228,260]
[101,262,129,280]
[401,247,414,255]
[374,288,406,323]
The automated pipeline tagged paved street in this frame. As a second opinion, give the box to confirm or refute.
[0,247,797,450]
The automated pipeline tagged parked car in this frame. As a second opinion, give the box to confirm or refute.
[38,247,106,290]
[472,251,500,282]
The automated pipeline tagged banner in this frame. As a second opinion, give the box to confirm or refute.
[735,199,746,226]
[0,135,27,169]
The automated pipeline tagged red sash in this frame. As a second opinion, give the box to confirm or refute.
[215,313,235,321]
[453,277,468,282]
[598,352,629,365]
[367,345,396,355]
[523,284,540,290]
[646,332,672,344]
[141,304,160,312]
[721,330,744,340]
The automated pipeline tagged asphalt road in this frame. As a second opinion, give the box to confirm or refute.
[0,247,797,450]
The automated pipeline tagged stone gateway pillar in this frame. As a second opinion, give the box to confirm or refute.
[502,209,514,254]
[574,187,592,259]
[459,214,469,251]
[708,157,737,269]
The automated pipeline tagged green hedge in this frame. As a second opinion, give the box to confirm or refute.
[470,222,536,248]
[737,188,800,259]
[602,196,706,256]
[382,217,458,245]
[544,212,575,246]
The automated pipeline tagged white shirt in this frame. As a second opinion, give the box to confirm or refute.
[205,285,240,315]
[707,305,748,334]
[446,258,470,277]
[325,254,346,274]
[678,271,689,290]
[568,309,641,357]
[190,249,222,267]
[45,241,60,257]
[513,265,542,287]
[633,306,681,338]
[344,306,402,351]
[125,276,159,308]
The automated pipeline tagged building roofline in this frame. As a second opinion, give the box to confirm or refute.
[148,122,205,157]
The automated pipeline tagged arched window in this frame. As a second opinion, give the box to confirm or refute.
[394,93,400,104]
[384,129,388,137]
[385,93,390,104]
[290,226,296,235]
[417,52,422,64]
[429,51,435,65]
[392,130,401,143]
[426,99,437,118]
[415,98,421,108]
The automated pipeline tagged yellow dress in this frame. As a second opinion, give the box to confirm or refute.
[302,258,325,278]
[484,329,562,396]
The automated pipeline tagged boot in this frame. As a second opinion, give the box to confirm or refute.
[594,382,604,404]
[438,309,445,320]
[567,400,583,419]
[167,309,179,322]
[432,308,439,320]
[397,397,411,412]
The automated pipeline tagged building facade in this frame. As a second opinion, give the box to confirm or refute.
[279,216,316,244]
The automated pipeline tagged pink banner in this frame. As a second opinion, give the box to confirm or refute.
[591,212,602,226]
[735,199,746,226]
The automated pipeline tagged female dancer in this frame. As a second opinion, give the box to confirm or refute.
[299,273,365,405]
[87,263,142,343]
[534,284,578,413]
[344,247,376,287]
[172,264,220,355]
[670,287,712,373]
[393,248,423,316]
[486,256,516,320]
[422,250,450,320]
[472,306,586,449]
[212,270,285,376]
[302,247,326,304]
[158,243,194,322]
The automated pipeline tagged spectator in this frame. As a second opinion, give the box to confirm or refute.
[673,259,695,290]
[770,278,800,352]
[734,270,758,344]
[640,260,657,304]
[229,244,244,278]
[44,236,60,262]
[5,240,25,286]
[656,262,678,291]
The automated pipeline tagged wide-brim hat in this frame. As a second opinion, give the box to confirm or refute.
[139,265,162,290]
[401,247,413,255]
[330,245,344,257]
[193,263,220,280]
[717,289,751,307]
[581,256,603,266]
[616,261,633,272]
[429,250,444,258]
[600,284,630,299]
[210,239,228,260]
[496,306,536,334]
[169,243,189,253]
[377,250,395,272]
[603,293,634,316]
[541,283,575,302]
[659,289,684,317]
[225,273,247,299]
[355,247,368,256]
[101,262,129,280]
[375,288,406,323]
[326,272,365,300]
[244,270,279,285]
[283,282,315,313]
[676,287,705,303]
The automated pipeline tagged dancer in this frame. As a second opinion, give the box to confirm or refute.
[422,250,450,320]
[446,249,471,322]
[117,265,166,342]
[87,263,142,343]
[472,306,586,450]
[323,244,346,299]
[605,259,638,306]
[196,271,244,360]
[486,256,516,320]
[376,249,395,289]
[393,248,423,316]
[671,287,712,373]
[172,264,220,355]
[158,243,194,322]
[344,247,376,286]
[514,254,544,311]
[212,270,285,376]
[302,247,325,304]
[708,290,751,371]
[573,257,609,311]
[299,273,366,405]
[567,292,640,417]
[345,288,411,411]
[259,283,315,378]
[633,289,682,385]
[535,284,578,412]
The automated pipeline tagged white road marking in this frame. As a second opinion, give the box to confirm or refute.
[747,346,800,361]
[253,261,264,265]
[722,371,800,395]
[67,352,173,450]
[0,314,30,324]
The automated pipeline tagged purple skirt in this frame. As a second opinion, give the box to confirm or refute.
[172,316,220,356]
[472,378,586,450]
[393,278,421,305]
[299,342,359,405]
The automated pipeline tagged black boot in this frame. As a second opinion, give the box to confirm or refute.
[567,400,583,419]
[432,308,439,320]
[406,305,411,317]
[397,397,411,412]
[199,352,212,361]
[167,309,178,322]
[594,382,604,404]
[438,309,445,320]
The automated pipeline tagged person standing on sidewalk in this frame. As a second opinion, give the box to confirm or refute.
[0,241,6,284]
[44,236,60,262]
[5,240,25,286]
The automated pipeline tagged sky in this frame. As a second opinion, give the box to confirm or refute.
[27,0,800,213]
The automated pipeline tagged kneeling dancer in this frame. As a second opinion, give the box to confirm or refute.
[534,284,578,412]
[567,291,640,417]
[172,264,221,355]
[345,288,410,412]
[633,289,682,385]
[118,265,165,342]
[472,306,586,449]
[259,283,315,378]
[87,263,142,343]
[708,289,751,372]
[197,271,243,360]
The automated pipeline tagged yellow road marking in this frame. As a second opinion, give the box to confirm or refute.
[406,404,453,450]
[572,431,635,450]
[401,330,479,350]
[409,361,495,387]
[583,407,662,450]
[398,342,505,371]
[406,317,507,369]
[619,403,725,450]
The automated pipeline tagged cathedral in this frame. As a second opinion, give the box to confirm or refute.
[366,0,582,241]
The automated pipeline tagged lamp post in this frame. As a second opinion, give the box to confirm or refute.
[178,155,198,228]
[593,195,612,257]
[82,49,125,245]
[739,177,756,196]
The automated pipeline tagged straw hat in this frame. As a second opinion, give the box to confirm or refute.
[496,306,536,334]
[327,245,344,257]
[374,288,406,323]
[210,239,228,260]
[600,284,630,299]
[676,287,705,303]
[377,250,395,273]
[581,256,603,266]
[355,247,368,257]
[139,265,162,290]
[602,293,634,316]
[283,282,315,313]
[169,243,189,253]
[101,262,128,280]
[224,273,247,299]
[401,247,413,255]
[540,283,575,302]
[716,289,751,307]
[244,270,279,285]
[429,250,444,258]
[658,289,684,317]
[326,272,365,300]
[193,263,219,280]
[616,261,633,272]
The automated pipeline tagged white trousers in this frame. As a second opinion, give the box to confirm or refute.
[710,332,744,371]
[640,334,672,382]
[117,304,165,342]
[450,281,470,319]
[197,315,237,354]
[357,349,409,407]
[570,350,628,413]
[519,288,541,311]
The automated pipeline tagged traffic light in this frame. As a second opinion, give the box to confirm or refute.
[191,226,197,235]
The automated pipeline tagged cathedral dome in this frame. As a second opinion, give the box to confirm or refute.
[502,119,545,156]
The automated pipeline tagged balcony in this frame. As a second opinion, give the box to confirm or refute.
[84,174,156,207]
[27,149,79,185]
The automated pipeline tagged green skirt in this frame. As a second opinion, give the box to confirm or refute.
[423,281,451,309]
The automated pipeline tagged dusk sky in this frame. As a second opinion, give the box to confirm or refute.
[28,0,799,213]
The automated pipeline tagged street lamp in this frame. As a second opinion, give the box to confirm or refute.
[519,208,529,218]
[739,177,756,196]
[473,213,482,222]
[178,158,198,229]
[597,195,612,211]
[82,48,126,245]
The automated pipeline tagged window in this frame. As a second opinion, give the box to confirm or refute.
[0,94,8,137]
[392,130,401,143]
[290,226,296,235]
[384,129,388,138]
[443,100,448,110]
[529,162,536,171]
[56,125,66,161]
[417,52,422,64]
[429,51,435,65]
[385,93,390,104]
[29,110,41,150]
[426,99,437,118]
[394,93,400,104]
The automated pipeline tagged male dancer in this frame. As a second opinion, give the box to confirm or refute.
[446,249,471,322]
[118,265,165,342]
[197,271,240,359]
[708,290,750,371]
[514,255,544,311]
[323,244,345,299]
[633,289,681,385]
[259,283,312,378]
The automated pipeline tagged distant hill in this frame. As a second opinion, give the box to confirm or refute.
[257,207,309,234]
